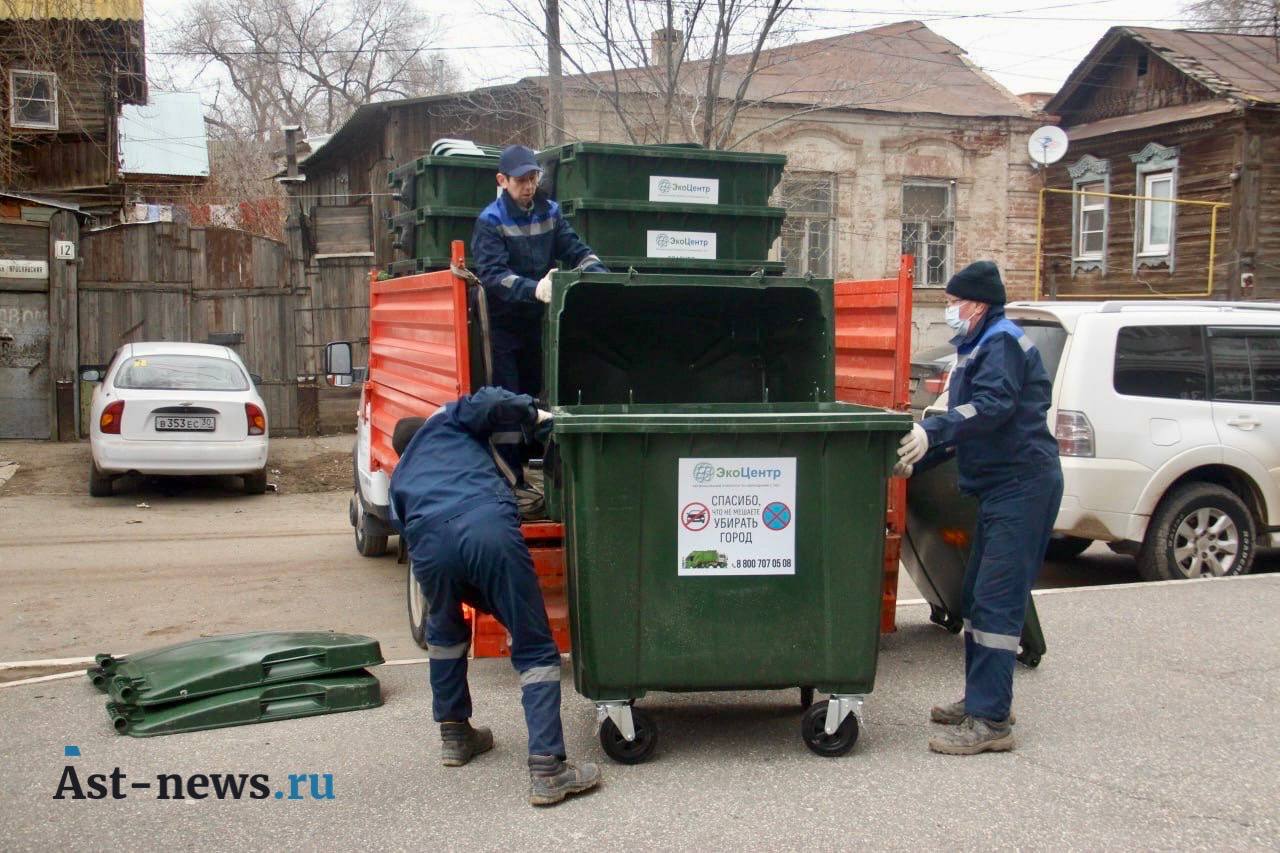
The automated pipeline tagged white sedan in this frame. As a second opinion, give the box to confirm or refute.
[88,342,269,496]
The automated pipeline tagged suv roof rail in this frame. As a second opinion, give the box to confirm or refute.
[1095,300,1280,314]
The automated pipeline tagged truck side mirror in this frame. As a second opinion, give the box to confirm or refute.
[323,341,353,386]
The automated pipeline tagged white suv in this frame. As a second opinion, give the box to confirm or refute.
[995,300,1280,581]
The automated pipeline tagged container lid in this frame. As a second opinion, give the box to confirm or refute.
[539,141,786,165]
[552,402,911,434]
[560,197,785,218]
[597,255,786,274]
[414,155,499,171]
[414,205,491,221]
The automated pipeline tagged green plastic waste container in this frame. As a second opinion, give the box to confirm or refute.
[554,403,910,761]
[390,207,478,260]
[560,198,784,270]
[538,142,786,207]
[388,155,498,211]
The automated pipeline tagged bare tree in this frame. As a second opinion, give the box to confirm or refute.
[1183,0,1280,36]
[491,0,942,150]
[161,0,461,138]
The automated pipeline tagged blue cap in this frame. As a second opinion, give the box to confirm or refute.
[498,145,541,178]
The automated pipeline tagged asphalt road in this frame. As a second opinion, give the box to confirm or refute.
[2,470,1278,847]
[1,577,1276,849]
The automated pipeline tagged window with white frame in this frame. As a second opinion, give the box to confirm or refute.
[1067,154,1110,274]
[1130,141,1178,269]
[777,173,835,277]
[9,70,58,130]
[1076,182,1106,259]
[901,179,954,287]
[1140,170,1174,256]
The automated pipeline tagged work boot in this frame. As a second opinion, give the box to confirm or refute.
[440,721,494,767]
[930,699,1015,725]
[928,715,1015,755]
[527,755,601,806]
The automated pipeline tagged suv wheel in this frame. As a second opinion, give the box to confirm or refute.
[1138,484,1255,581]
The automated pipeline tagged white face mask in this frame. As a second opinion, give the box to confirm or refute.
[944,303,969,335]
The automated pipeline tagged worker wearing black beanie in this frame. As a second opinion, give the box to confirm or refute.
[894,259,1062,756]
[944,260,1007,305]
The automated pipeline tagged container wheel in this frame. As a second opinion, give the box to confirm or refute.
[801,700,859,758]
[800,687,815,709]
[599,708,657,764]
[1017,650,1041,669]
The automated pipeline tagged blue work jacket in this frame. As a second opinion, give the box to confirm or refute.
[471,190,606,330]
[919,307,1059,493]
[389,388,538,549]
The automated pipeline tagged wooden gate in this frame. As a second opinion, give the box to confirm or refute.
[78,223,302,433]
[0,221,51,438]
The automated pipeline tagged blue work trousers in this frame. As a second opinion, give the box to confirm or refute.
[489,323,543,482]
[961,468,1064,721]
[410,500,565,757]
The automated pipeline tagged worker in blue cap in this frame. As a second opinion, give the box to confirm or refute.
[895,260,1062,755]
[471,144,608,485]
[389,387,602,806]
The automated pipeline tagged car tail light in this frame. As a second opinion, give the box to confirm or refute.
[1055,410,1095,457]
[99,400,124,434]
[245,403,267,436]
[924,369,951,395]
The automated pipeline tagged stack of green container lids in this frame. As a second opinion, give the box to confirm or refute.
[386,144,500,276]
[538,142,788,274]
[87,631,384,737]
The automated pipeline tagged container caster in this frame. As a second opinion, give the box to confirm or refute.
[800,686,815,709]
[1017,649,1041,669]
[801,695,862,757]
[597,702,657,764]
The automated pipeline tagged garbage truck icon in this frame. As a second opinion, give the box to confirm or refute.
[683,550,729,570]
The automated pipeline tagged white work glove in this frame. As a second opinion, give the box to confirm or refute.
[536,409,553,424]
[898,423,929,466]
[892,461,914,479]
[534,274,553,303]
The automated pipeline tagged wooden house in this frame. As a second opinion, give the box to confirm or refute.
[1040,27,1280,300]
[1,0,147,220]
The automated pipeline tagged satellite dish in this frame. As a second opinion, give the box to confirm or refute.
[1028,125,1069,165]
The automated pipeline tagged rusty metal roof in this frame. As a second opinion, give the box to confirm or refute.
[0,0,143,21]
[1048,27,1280,115]
[1066,100,1241,141]
[561,21,1030,119]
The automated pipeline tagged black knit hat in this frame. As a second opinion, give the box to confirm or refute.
[945,261,1006,305]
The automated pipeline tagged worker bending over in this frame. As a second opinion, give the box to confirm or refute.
[471,144,607,484]
[896,261,1063,755]
[389,387,601,805]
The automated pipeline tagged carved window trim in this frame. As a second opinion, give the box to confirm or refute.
[1068,156,1110,274]
[1130,143,1178,272]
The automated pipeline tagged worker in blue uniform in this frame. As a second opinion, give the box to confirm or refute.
[895,261,1063,755]
[389,386,601,806]
[471,144,607,483]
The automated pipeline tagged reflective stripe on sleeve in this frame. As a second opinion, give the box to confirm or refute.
[963,619,1020,653]
[491,431,523,445]
[500,274,519,288]
[519,664,561,687]
[427,641,470,660]
[1017,335,1035,353]
[956,403,978,420]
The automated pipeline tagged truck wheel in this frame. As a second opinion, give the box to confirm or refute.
[407,564,429,650]
[1044,535,1092,561]
[1138,483,1255,581]
[89,461,113,497]
[354,495,389,557]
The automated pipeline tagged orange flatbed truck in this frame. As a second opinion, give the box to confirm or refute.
[333,241,914,658]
